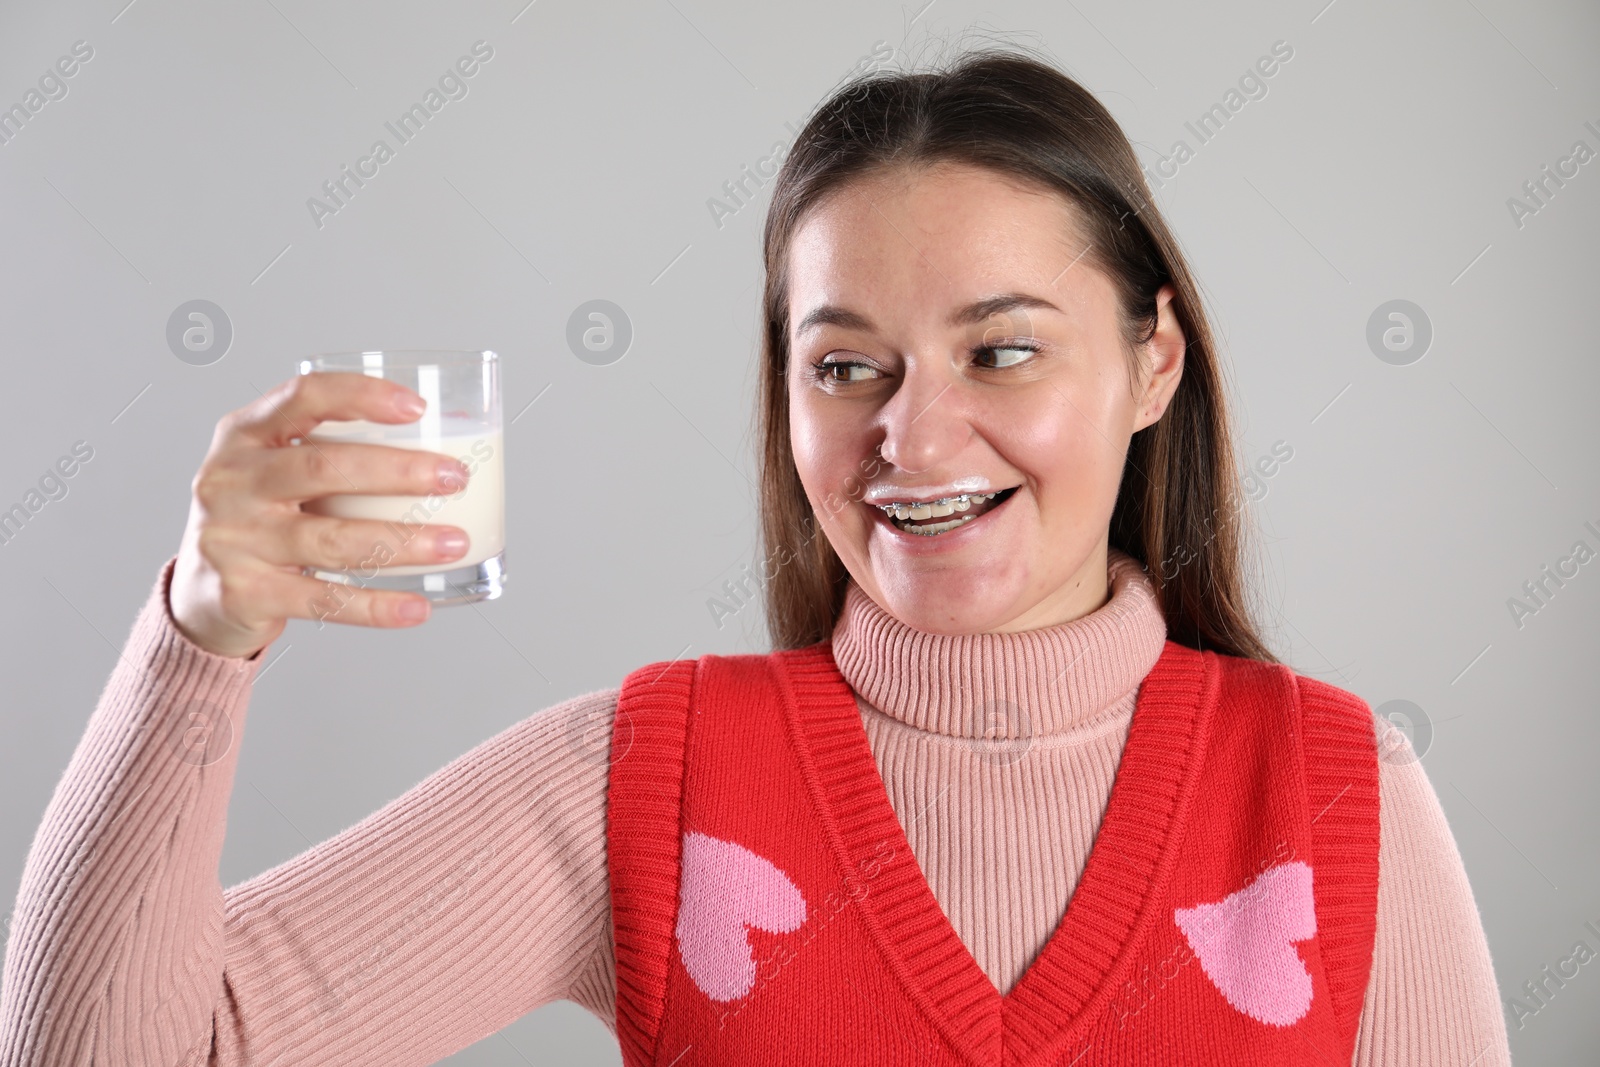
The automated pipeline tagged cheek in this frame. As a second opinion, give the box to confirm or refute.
[789,395,865,507]
[788,396,826,483]
[990,384,1130,509]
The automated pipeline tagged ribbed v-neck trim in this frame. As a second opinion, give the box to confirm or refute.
[772,637,1218,1064]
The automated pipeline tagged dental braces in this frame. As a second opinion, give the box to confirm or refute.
[874,491,994,515]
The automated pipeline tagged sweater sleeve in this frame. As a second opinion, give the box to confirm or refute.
[0,554,617,1067]
[1351,709,1512,1066]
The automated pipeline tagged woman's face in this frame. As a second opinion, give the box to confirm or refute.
[786,161,1185,634]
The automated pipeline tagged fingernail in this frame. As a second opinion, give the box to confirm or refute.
[437,459,469,490]
[436,530,469,557]
[397,598,430,623]
[395,392,426,417]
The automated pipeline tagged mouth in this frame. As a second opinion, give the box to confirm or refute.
[875,485,1021,538]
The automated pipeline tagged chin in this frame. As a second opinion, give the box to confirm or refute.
[870,558,1029,636]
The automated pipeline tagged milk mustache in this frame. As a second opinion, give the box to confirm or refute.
[301,417,505,577]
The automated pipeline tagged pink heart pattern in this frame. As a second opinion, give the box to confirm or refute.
[676,831,809,1002]
[1173,860,1317,1026]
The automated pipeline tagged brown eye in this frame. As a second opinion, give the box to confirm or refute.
[818,360,880,383]
[974,342,1041,369]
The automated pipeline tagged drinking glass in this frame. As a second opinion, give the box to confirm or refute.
[295,350,505,605]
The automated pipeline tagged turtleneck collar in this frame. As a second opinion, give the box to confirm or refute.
[828,548,1169,738]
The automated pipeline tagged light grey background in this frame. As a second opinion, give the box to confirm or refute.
[2,0,1596,1063]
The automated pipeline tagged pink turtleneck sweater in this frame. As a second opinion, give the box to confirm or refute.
[0,549,1512,1065]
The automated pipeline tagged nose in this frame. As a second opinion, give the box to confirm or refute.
[874,366,971,475]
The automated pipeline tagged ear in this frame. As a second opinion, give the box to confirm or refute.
[1132,283,1185,433]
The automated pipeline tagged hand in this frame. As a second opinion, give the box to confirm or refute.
[169,372,473,659]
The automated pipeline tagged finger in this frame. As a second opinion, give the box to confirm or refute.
[250,438,468,503]
[237,565,436,630]
[226,372,427,448]
[255,513,470,571]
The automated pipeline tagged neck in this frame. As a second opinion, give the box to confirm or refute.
[829,547,1169,737]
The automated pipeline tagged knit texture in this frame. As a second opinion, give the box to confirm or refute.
[607,634,1377,1063]
[0,550,1513,1065]
[830,550,1168,994]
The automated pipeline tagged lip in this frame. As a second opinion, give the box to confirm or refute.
[864,478,1007,507]
[869,485,1020,551]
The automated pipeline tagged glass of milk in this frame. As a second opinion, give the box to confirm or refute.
[295,350,505,606]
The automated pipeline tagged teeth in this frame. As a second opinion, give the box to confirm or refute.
[879,491,996,521]
[898,514,976,537]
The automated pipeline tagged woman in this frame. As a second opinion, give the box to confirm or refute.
[0,46,1509,1065]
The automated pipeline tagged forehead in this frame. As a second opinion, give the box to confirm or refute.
[785,162,1093,329]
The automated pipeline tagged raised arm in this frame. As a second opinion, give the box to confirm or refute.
[1,370,619,1066]
[0,554,616,1066]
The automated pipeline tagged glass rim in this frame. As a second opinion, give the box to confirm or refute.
[297,349,498,373]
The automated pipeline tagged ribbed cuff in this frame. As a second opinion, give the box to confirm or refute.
[137,553,269,671]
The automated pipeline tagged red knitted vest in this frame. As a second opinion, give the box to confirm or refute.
[606,639,1380,1065]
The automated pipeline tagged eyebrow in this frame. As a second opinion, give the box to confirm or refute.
[792,292,1062,338]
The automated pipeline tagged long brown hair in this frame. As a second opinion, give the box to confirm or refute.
[756,42,1277,664]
